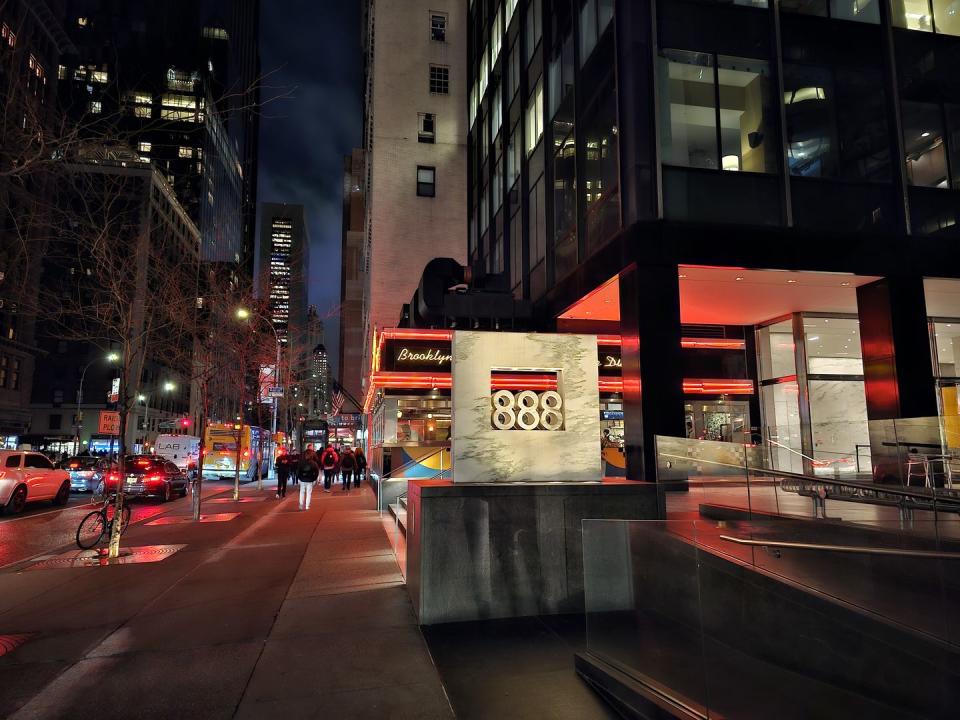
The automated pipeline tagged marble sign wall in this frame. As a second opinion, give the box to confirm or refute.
[451,331,602,483]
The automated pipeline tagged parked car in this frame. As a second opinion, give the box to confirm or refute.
[102,455,189,502]
[64,456,115,493]
[0,450,71,514]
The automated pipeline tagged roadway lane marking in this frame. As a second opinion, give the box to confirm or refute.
[0,501,100,523]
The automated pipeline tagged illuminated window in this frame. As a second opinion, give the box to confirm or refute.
[138,141,152,153]
[77,17,88,26]
[418,112,436,143]
[58,65,67,80]
[162,93,196,109]
[90,69,108,83]
[526,79,544,155]
[429,65,449,95]
[178,146,194,158]
[88,100,102,114]
[491,8,502,64]
[202,26,229,40]
[417,165,436,197]
[135,106,152,118]
[162,109,197,121]
[431,12,447,42]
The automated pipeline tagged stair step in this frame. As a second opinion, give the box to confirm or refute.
[399,496,407,509]
[388,502,407,534]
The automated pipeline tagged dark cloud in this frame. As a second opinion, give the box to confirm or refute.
[258,0,363,375]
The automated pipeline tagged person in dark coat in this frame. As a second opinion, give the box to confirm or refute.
[339,448,356,492]
[353,447,367,488]
[297,449,320,510]
[275,452,292,499]
[319,445,339,493]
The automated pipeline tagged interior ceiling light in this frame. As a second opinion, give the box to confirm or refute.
[735,276,744,281]
[787,279,797,283]
[922,131,931,137]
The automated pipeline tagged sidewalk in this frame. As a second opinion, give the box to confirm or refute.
[0,482,453,719]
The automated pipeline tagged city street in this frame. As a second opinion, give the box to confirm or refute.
[0,485,229,571]
[0,482,455,720]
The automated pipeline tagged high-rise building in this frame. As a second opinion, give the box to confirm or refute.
[57,0,260,270]
[0,0,73,446]
[258,203,309,348]
[358,0,469,392]
[466,0,960,482]
[339,149,366,409]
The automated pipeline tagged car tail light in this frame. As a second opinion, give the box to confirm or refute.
[146,474,162,484]
[106,473,120,484]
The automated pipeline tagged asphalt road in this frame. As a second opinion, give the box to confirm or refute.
[0,483,236,570]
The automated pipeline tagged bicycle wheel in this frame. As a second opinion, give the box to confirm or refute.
[76,511,107,549]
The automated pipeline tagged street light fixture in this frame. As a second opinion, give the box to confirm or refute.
[74,351,121,455]
[235,306,281,480]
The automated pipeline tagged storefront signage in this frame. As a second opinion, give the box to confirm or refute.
[601,410,624,420]
[396,347,451,366]
[597,349,622,376]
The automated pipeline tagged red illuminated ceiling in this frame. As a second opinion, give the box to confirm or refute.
[558,268,882,326]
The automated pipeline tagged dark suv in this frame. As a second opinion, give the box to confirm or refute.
[102,455,189,502]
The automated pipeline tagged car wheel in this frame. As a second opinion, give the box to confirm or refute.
[158,483,171,503]
[53,481,70,506]
[5,485,27,515]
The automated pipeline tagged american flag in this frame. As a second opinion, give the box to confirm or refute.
[331,388,345,416]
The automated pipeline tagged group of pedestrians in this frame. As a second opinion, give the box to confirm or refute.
[273,444,367,511]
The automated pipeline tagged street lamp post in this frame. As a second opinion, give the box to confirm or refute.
[75,352,120,455]
[137,380,176,451]
[236,308,281,489]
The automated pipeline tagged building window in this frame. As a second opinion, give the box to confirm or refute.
[659,50,775,174]
[417,165,437,197]
[88,100,102,114]
[49,414,62,430]
[90,69,108,83]
[138,141,152,153]
[891,0,960,35]
[418,112,436,143]
[579,0,615,66]
[135,107,152,118]
[77,16,88,26]
[430,65,449,95]
[179,146,194,158]
[526,78,544,155]
[526,0,543,63]
[902,101,959,189]
[431,12,447,42]
[417,166,436,197]
[10,359,19,390]
[0,356,6,387]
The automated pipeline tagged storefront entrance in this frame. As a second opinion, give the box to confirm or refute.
[685,400,750,444]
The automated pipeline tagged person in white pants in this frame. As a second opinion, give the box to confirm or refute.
[297,449,320,510]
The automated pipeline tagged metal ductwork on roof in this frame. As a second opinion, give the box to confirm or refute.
[402,257,533,330]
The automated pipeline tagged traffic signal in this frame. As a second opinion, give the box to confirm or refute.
[180,418,191,428]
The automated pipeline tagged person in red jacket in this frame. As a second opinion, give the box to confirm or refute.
[319,445,339,493]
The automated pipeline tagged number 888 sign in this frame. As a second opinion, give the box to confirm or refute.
[490,390,564,431]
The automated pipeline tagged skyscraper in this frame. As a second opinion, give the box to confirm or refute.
[339,149,366,409]
[357,0,468,393]
[257,203,309,348]
[57,0,260,270]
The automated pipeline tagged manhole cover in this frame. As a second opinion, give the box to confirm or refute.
[24,544,187,570]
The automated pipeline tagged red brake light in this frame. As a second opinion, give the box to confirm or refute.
[107,473,120,483]
[135,459,150,466]
[69,462,80,468]
[146,474,162,483]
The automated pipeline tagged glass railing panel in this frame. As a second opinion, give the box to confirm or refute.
[582,519,712,716]
[655,435,758,521]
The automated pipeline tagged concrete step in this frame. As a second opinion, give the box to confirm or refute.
[399,496,407,510]
[388,502,407,534]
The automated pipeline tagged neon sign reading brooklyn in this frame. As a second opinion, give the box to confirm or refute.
[397,347,452,365]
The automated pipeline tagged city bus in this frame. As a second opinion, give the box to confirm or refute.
[202,423,270,480]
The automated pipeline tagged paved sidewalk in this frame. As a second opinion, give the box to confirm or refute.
[0,482,453,719]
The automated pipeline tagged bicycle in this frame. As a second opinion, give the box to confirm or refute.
[76,493,132,550]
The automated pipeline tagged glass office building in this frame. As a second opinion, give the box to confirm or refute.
[467,0,960,480]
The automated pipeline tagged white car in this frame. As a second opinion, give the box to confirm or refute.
[0,451,71,515]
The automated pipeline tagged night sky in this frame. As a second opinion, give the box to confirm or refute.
[257,0,364,375]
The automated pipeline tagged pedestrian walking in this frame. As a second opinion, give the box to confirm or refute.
[297,449,320,510]
[275,452,292,499]
[320,444,339,493]
[339,447,356,492]
[353,447,367,488]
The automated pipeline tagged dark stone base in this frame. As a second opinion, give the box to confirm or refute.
[405,479,661,625]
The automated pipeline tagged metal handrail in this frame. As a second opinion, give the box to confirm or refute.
[720,534,960,560]
[375,446,447,514]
